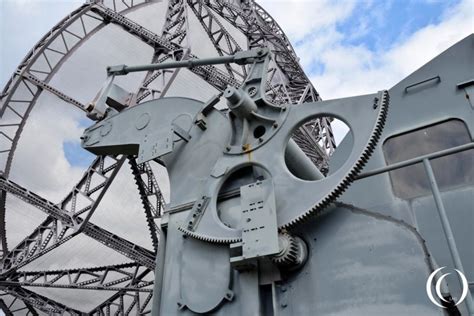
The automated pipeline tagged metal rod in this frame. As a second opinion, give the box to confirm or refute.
[423,158,474,314]
[108,55,237,76]
[355,142,474,180]
[166,187,241,215]
[151,228,166,313]
[271,282,280,316]
[285,138,325,180]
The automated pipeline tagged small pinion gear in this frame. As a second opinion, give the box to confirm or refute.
[272,233,308,270]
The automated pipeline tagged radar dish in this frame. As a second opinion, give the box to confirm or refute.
[0,0,334,313]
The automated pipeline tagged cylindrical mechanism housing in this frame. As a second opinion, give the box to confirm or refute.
[285,139,325,180]
[224,86,258,119]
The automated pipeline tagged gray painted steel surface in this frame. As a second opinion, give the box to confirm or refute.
[82,35,473,315]
[0,0,472,313]
[0,0,335,313]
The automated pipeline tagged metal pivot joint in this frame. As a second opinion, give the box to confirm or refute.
[223,49,288,155]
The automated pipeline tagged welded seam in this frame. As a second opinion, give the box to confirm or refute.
[335,202,436,273]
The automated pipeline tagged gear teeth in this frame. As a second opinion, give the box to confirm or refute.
[280,90,389,230]
[272,233,299,267]
[129,158,159,253]
[181,90,389,242]
[178,226,242,244]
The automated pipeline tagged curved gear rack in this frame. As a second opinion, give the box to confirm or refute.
[0,0,335,313]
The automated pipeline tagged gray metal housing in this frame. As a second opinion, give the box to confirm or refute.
[151,34,473,315]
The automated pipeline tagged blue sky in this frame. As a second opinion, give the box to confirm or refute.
[0,0,472,312]
[297,0,462,75]
[336,0,459,51]
[261,0,472,102]
[1,0,472,167]
[63,117,96,167]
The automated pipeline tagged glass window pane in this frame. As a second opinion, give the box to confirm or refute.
[383,119,474,199]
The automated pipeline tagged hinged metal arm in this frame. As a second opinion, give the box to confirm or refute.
[106,47,269,76]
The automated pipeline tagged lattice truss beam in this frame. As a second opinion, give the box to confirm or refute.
[0,0,336,313]
[1,286,82,315]
[88,285,154,315]
[2,262,153,292]
[0,156,158,271]
[0,292,38,316]
[1,263,154,315]
[0,1,163,313]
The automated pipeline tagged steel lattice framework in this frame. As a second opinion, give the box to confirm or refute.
[0,0,336,313]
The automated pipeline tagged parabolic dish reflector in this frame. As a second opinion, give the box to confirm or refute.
[0,0,334,313]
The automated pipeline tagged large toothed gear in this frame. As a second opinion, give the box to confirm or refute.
[280,90,390,229]
[177,90,389,243]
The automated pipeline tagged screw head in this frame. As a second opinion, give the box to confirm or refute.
[247,87,257,97]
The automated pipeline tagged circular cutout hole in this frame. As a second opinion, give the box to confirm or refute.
[216,165,269,229]
[285,116,351,180]
[253,125,266,138]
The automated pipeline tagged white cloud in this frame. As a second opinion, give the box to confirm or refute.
[260,0,473,142]
[10,93,86,202]
[0,0,84,87]
[3,2,159,274]
[301,0,473,99]
[2,0,473,310]
[258,0,356,41]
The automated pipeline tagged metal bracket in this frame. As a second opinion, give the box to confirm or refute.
[195,94,222,130]
[230,179,279,270]
[86,75,133,121]
[184,196,211,232]
[172,123,192,143]
[404,75,441,93]
[137,131,173,164]
[457,78,474,109]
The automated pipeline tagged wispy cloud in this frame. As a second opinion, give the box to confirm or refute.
[259,0,472,99]
[1,0,473,309]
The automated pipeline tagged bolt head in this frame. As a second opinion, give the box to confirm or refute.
[373,97,379,109]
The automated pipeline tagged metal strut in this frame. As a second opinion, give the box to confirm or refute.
[106,47,268,76]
